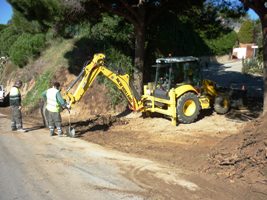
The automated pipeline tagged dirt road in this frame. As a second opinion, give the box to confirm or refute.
[0,113,222,200]
[1,110,266,200]
[0,115,145,200]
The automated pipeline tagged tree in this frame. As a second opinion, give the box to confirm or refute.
[11,9,43,34]
[207,0,267,114]
[238,0,267,114]
[238,19,254,43]
[7,0,63,29]
[0,26,19,56]
[253,19,263,46]
[9,33,46,67]
[61,0,205,93]
[0,25,7,32]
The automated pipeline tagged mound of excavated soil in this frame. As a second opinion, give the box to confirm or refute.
[208,113,267,184]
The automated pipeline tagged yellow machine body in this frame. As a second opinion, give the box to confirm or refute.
[65,53,229,126]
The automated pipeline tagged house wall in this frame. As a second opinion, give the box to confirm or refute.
[232,47,247,59]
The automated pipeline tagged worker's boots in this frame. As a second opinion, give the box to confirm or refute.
[57,127,63,137]
[17,128,26,132]
[11,124,26,132]
[49,129,55,136]
[49,127,63,137]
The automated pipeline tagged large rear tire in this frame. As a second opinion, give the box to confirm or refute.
[177,92,200,124]
[214,95,230,114]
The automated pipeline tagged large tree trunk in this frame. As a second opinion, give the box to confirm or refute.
[132,1,146,96]
[241,0,267,115]
[133,24,145,95]
[262,14,267,115]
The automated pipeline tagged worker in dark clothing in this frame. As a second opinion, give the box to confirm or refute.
[9,80,26,132]
[42,81,67,136]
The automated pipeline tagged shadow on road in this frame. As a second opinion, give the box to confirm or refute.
[63,115,126,138]
[25,125,45,132]
[203,61,263,122]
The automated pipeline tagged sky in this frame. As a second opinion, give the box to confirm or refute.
[0,0,12,24]
[0,0,260,25]
[248,9,259,20]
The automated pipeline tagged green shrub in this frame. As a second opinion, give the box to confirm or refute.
[91,14,133,45]
[23,71,53,110]
[9,33,46,67]
[0,24,7,32]
[78,22,92,37]
[206,31,237,55]
[242,57,263,75]
[61,22,92,38]
[0,27,19,56]
[105,48,133,74]
[98,48,133,107]
[12,10,43,34]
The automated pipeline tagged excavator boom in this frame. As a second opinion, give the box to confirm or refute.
[65,53,143,111]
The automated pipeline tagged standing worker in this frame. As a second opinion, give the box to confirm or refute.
[9,80,26,132]
[42,81,68,136]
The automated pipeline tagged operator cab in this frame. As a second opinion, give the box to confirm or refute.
[152,56,201,99]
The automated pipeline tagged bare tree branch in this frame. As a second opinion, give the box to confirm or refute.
[239,0,266,18]
[117,0,139,21]
[146,1,169,25]
[91,0,139,27]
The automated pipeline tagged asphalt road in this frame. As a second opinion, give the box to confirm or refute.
[203,60,263,99]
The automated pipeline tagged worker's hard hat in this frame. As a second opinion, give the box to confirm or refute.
[14,80,22,87]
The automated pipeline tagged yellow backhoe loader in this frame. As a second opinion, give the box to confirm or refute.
[63,53,230,126]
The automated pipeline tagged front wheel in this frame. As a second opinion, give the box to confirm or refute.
[177,92,200,124]
[214,95,230,114]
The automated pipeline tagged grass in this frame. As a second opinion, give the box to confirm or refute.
[242,58,263,75]
[23,70,53,111]
[42,39,74,72]
[22,39,75,111]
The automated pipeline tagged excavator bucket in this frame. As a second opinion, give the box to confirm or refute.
[66,126,75,138]
[65,112,76,137]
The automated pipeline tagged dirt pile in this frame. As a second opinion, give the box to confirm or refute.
[208,113,267,183]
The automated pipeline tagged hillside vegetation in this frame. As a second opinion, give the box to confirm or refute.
[1,38,122,119]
